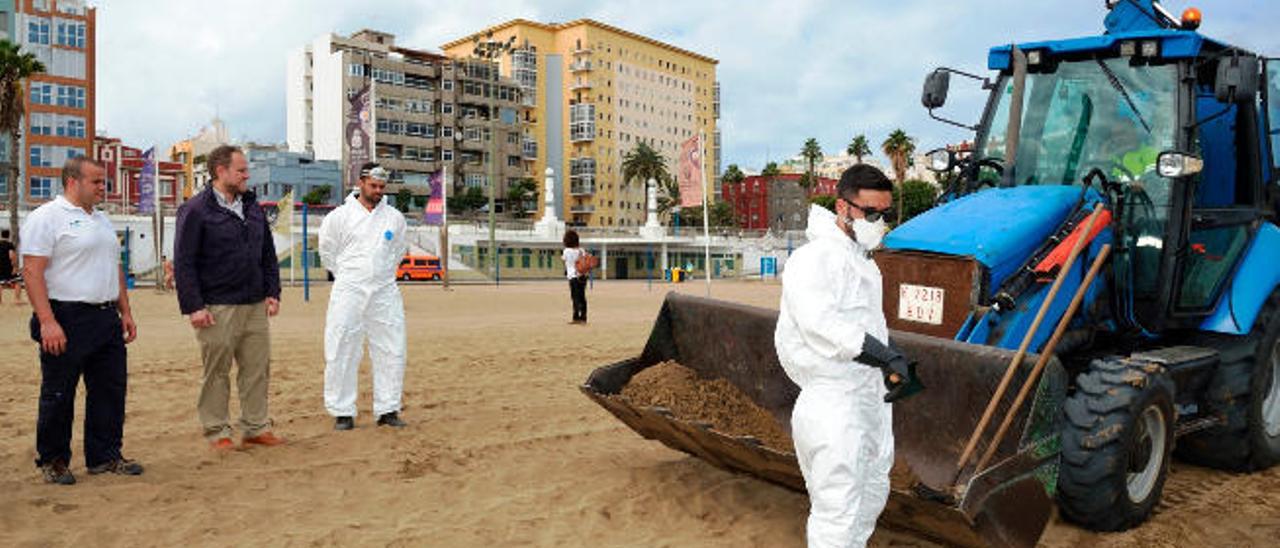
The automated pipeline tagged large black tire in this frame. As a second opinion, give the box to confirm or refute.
[1058,357,1176,531]
[1175,289,1280,471]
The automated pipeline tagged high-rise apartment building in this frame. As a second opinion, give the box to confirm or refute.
[287,30,530,210]
[4,0,95,204]
[442,19,719,228]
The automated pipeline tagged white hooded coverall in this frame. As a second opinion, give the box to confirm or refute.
[775,205,894,548]
[319,195,409,418]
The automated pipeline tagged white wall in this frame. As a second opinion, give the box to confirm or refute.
[311,35,345,164]
[285,46,310,154]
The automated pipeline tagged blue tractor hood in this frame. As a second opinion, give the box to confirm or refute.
[883,186,1083,290]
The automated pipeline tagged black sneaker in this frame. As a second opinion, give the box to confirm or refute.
[41,459,76,485]
[87,458,144,476]
[376,412,407,428]
[334,416,355,431]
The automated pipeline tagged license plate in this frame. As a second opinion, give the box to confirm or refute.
[899,284,945,325]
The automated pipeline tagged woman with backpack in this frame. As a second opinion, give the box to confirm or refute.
[562,230,591,324]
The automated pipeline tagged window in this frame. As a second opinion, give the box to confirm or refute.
[55,19,84,48]
[30,176,54,198]
[465,173,486,188]
[50,48,85,78]
[348,63,366,77]
[441,126,454,139]
[442,80,454,91]
[30,146,50,167]
[31,83,53,105]
[507,155,520,167]
[442,102,453,115]
[442,149,453,161]
[28,17,50,45]
[570,103,595,142]
[58,1,85,16]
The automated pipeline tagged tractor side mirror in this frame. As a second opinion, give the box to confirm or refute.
[1215,54,1260,104]
[1157,151,1204,178]
[925,148,954,172]
[922,70,951,110]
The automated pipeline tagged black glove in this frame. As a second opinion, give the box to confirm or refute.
[857,336,925,403]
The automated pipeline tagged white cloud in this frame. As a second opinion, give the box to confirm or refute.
[95,0,1278,170]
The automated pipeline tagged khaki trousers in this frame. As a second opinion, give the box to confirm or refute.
[195,303,272,440]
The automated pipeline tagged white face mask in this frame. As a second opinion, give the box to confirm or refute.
[851,217,886,250]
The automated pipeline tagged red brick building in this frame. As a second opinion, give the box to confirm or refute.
[9,0,97,204]
[94,136,186,213]
[722,173,837,231]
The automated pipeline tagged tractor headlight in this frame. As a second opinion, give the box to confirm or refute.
[1140,40,1160,58]
[1157,151,1204,178]
[1027,50,1043,66]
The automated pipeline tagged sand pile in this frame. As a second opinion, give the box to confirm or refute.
[618,360,794,451]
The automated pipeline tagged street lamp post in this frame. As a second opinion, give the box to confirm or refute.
[473,33,514,286]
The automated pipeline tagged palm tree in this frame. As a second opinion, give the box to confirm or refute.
[721,164,745,185]
[800,138,822,192]
[655,174,681,222]
[881,129,917,224]
[847,134,872,164]
[621,141,670,190]
[1,40,45,246]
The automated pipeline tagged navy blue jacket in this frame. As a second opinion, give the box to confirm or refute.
[174,187,281,315]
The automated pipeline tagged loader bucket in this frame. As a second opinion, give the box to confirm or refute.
[582,293,1068,548]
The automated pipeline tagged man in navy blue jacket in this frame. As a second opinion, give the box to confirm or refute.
[174,144,284,451]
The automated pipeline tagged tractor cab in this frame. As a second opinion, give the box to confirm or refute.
[914,0,1280,337]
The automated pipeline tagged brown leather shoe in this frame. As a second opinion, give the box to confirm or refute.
[241,432,285,447]
[210,438,235,452]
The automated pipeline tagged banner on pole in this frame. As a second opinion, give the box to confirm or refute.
[345,82,374,191]
[677,134,703,208]
[137,147,156,214]
[423,171,445,226]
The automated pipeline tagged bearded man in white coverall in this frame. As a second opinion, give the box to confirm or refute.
[320,163,410,430]
[775,164,919,547]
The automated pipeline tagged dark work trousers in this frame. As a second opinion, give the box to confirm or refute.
[569,276,588,322]
[30,301,127,468]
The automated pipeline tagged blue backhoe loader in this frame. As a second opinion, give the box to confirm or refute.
[583,2,1280,545]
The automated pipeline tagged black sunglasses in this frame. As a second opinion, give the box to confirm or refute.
[840,198,890,223]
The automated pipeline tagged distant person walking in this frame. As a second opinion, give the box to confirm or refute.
[562,230,589,324]
[174,144,284,451]
[21,157,142,485]
[318,163,409,430]
[1,228,24,305]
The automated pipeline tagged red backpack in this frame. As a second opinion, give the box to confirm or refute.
[574,250,599,274]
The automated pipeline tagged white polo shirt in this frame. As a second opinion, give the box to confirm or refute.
[20,195,121,303]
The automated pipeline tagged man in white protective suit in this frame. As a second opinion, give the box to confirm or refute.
[774,164,920,547]
[319,163,410,430]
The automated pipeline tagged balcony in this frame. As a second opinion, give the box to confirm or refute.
[569,79,592,91]
[521,138,537,160]
[570,204,595,214]
[570,184,595,196]
[569,61,592,72]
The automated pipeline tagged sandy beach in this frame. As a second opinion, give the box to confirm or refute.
[1,280,1278,547]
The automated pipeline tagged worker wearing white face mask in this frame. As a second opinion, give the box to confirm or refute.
[775,164,920,548]
[319,163,410,430]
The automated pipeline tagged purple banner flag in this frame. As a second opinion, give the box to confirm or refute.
[137,147,156,214]
[345,83,374,191]
[423,171,444,226]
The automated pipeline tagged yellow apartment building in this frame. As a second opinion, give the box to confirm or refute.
[442,19,719,228]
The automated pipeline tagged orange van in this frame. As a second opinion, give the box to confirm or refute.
[396,254,443,281]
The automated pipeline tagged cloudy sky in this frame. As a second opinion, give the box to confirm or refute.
[97,0,1278,172]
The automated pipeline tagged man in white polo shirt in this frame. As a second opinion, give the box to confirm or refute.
[21,157,141,485]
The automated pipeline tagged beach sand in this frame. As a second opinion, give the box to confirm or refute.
[1,280,1276,547]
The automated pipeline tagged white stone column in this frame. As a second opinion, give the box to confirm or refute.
[535,166,565,239]
[639,177,665,240]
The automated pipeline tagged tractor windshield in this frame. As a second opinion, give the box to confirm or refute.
[978,58,1178,195]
